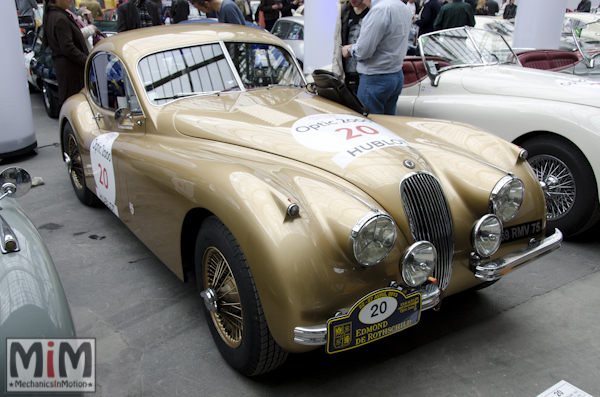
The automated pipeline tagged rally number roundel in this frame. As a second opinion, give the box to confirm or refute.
[291,114,408,169]
[358,296,398,325]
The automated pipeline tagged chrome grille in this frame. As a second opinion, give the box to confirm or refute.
[400,172,454,291]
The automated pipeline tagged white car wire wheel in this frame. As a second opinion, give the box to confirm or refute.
[195,216,288,376]
[62,122,101,207]
[523,134,600,237]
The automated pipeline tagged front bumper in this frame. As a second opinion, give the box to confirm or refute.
[470,228,562,281]
[293,282,440,346]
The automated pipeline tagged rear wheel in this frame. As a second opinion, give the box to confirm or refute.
[195,216,288,376]
[63,122,101,207]
[42,82,59,118]
[522,134,600,237]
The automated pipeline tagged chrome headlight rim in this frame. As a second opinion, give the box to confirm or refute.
[489,175,525,222]
[400,241,437,288]
[350,210,397,267]
[471,214,503,258]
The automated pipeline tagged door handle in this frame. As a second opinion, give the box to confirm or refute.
[92,113,102,120]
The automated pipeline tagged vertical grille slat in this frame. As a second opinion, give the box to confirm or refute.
[400,172,454,291]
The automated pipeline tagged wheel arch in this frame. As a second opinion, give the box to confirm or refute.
[180,207,213,283]
[512,130,600,205]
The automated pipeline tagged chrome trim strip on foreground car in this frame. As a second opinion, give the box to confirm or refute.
[470,229,563,281]
[293,283,440,346]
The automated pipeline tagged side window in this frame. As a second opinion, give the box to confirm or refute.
[272,21,291,39]
[138,43,239,105]
[286,24,303,40]
[88,52,141,113]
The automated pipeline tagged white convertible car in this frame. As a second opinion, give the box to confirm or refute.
[397,27,600,237]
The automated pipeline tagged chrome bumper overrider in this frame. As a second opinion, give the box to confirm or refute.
[470,229,562,281]
[293,282,440,346]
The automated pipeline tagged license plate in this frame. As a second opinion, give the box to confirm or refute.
[326,288,421,354]
[501,219,542,243]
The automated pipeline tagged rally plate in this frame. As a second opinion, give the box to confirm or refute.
[326,288,421,354]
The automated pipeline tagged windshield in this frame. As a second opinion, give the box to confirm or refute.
[419,28,519,69]
[137,42,304,106]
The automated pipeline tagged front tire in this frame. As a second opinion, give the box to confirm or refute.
[522,134,600,237]
[42,82,59,119]
[195,216,288,376]
[63,122,102,207]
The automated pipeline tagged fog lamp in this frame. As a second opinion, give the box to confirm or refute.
[401,241,437,287]
[472,214,503,258]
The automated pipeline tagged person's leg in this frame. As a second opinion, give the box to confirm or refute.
[383,70,404,116]
[358,74,385,115]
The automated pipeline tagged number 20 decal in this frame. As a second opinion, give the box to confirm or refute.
[336,125,379,140]
[98,164,109,189]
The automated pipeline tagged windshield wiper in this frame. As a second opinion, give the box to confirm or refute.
[153,91,221,101]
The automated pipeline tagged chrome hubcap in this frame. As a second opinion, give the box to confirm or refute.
[202,247,243,348]
[529,155,575,220]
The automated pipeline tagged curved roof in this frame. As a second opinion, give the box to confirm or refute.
[91,23,287,62]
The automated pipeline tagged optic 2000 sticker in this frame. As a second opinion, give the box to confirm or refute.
[292,114,409,169]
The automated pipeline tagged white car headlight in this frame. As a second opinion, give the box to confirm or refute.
[489,175,524,222]
[401,241,437,287]
[350,211,397,267]
[472,214,503,258]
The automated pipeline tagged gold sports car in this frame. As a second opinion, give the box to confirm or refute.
[60,24,562,376]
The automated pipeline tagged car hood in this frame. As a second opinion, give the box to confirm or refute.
[167,88,518,208]
[460,65,600,108]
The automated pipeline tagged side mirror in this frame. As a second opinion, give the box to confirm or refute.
[114,108,133,124]
[0,167,32,202]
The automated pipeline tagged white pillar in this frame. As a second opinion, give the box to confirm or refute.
[0,2,36,157]
[512,0,568,50]
[304,0,338,74]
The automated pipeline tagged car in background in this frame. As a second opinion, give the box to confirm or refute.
[271,16,304,67]
[398,26,600,237]
[59,23,560,376]
[0,167,78,393]
[103,8,117,21]
[564,12,600,41]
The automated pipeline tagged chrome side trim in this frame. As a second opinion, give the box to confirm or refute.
[293,283,441,346]
[470,229,562,281]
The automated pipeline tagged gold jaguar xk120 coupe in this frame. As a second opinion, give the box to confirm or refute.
[59,24,562,376]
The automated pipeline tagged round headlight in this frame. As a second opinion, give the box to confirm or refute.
[351,211,397,267]
[472,214,503,258]
[401,241,437,287]
[489,176,525,222]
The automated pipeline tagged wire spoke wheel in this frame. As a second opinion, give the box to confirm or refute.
[529,154,576,220]
[203,247,243,348]
[66,134,85,191]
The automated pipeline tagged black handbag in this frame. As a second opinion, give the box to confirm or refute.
[310,69,369,116]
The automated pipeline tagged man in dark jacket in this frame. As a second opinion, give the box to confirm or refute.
[414,0,441,37]
[485,0,498,15]
[281,0,300,17]
[503,0,516,19]
[117,0,161,32]
[259,0,282,31]
[577,0,591,12]
[433,0,474,30]
[171,0,190,23]
[43,0,89,107]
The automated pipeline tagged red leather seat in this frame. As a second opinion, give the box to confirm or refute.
[518,50,580,72]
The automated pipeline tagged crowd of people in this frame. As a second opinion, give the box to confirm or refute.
[17,0,599,117]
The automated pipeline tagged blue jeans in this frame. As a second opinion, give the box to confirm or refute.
[357,70,404,115]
